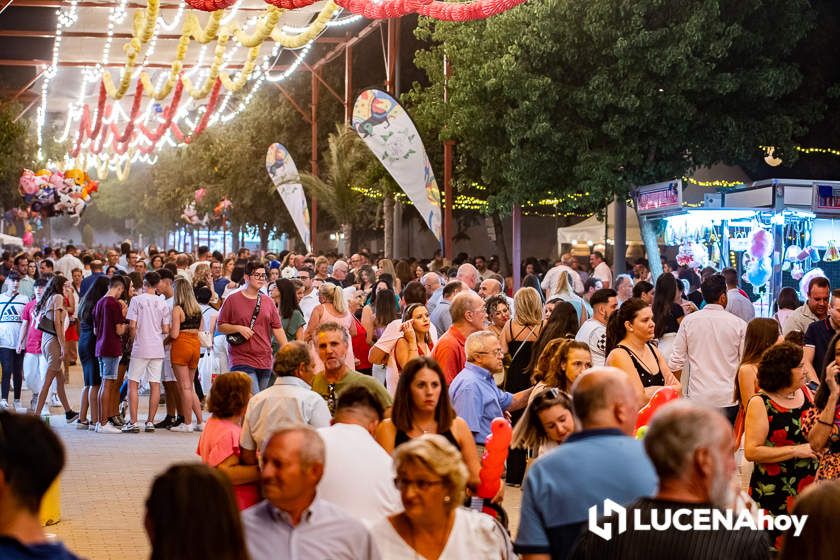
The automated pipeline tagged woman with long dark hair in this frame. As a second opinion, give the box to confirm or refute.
[605,298,680,405]
[652,272,684,339]
[374,356,480,487]
[75,276,110,429]
[526,301,579,378]
[145,464,249,560]
[32,275,78,421]
[275,278,305,342]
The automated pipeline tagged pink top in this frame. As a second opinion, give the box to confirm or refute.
[196,416,260,510]
[22,300,42,354]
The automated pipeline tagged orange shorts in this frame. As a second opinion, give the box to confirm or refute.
[170,332,200,369]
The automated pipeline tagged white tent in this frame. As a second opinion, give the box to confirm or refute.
[556,201,642,245]
[0,234,23,248]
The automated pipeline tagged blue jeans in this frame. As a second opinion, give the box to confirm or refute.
[98,356,120,381]
[231,364,271,394]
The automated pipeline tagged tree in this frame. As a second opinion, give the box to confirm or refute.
[0,103,34,211]
[408,0,824,269]
[299,125,378,253]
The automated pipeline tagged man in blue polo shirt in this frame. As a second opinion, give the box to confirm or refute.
[449,331,532,445]
[515,367,658,559]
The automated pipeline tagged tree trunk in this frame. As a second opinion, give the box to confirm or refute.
[259,224,270,252]
[340,222,353,257]
[640,215,662,282]
[383,194,394,258]
[232,221,241,252]
[491,213,512,276]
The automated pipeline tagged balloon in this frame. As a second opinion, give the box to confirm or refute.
[745,257,772,287]
[635,425,648,440]
[634,386,680,436]
[194,187,206,203]
[747,228,773,259]
[799,268,826,299]
[784,245,802,261]
[476,417,512,499]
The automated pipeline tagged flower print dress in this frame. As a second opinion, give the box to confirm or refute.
[748,392,818,547]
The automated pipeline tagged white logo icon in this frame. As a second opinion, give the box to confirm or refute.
[588,499,627,541]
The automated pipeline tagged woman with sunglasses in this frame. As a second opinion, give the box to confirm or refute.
[512,388,576,457]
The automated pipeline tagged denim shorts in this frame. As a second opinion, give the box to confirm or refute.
[98,356,121,381]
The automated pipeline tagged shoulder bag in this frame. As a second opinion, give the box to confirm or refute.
[226,294,261,346]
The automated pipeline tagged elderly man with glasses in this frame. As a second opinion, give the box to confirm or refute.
[449,331,532,448]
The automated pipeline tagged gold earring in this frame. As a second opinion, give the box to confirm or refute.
[443,496,451,503]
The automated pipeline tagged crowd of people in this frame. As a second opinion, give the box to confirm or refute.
[1,243,840,559]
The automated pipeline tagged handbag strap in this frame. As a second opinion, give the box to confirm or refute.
[248,294,261,330]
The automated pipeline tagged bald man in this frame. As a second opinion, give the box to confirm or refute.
[515,368,658,560]
[456,263,480,291]
[478,277,515,317]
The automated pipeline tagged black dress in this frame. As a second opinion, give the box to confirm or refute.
[504,322,539,486]
[616,343,666,387]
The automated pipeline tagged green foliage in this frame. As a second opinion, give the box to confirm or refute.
[299,125,379,250]
[0,103,34,210]
[408,0,819,214]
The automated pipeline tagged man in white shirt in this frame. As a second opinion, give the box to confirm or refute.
[0,273,30,409]
[782,276,830,336]
[722,267,755,323]
[589,251,612,289]
[296,267,320,324]
[124,271,170,432]
[54,245,84,279]
[240,342,331,467]
[575,289,618,367]
[317,386,402,526]
[542,254,584,296]
[668,274,747,423]
[456,263,480,292]
[421,272,443,315]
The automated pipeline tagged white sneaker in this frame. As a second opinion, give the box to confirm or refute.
[29,395,38,412]
[98,422,122,434]
[169,423,194,433]
[194,422,204,432]
[0,400,8,409]
[13,400,22,410]
[49,395,61,408]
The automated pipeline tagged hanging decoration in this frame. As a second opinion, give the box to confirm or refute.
[181,201,209,226]
[352,89,442,242]
[741,227,773,288]
[18,168,98,225]
[265,143,311,251]
[824,240,840,263]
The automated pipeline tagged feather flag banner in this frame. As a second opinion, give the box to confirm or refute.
[352,89,442,242]
[266,143,311,252]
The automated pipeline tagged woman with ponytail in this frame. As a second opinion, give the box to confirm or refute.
[304,282,357,371]
[605,297,680,406]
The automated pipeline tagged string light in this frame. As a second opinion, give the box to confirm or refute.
[681,176,745,188]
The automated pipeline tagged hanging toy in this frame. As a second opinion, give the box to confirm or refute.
[785,245,803,262]
[791,262,805,281]
[747,227,773,259]
[824,241,840,262]
[476,418,512,500]
[744,257,772,287]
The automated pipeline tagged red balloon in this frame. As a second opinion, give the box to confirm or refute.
[476,417,512,499]
[634,386,680,436]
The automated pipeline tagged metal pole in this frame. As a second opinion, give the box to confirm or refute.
[614,196,627,275]
[310,69,319,253]
[512,204,522,290]
[344,41,352,126]
[442,54,453,261]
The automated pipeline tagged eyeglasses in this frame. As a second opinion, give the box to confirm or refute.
[394,477,445,491]
[251,273,267,280]
[474,348,504,356]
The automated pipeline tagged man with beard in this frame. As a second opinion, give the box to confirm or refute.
[569,401,768,559]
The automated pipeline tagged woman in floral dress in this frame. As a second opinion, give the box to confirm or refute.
[745,342,818,548]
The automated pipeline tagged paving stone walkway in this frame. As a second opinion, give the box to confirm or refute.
[35,365,522,559]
